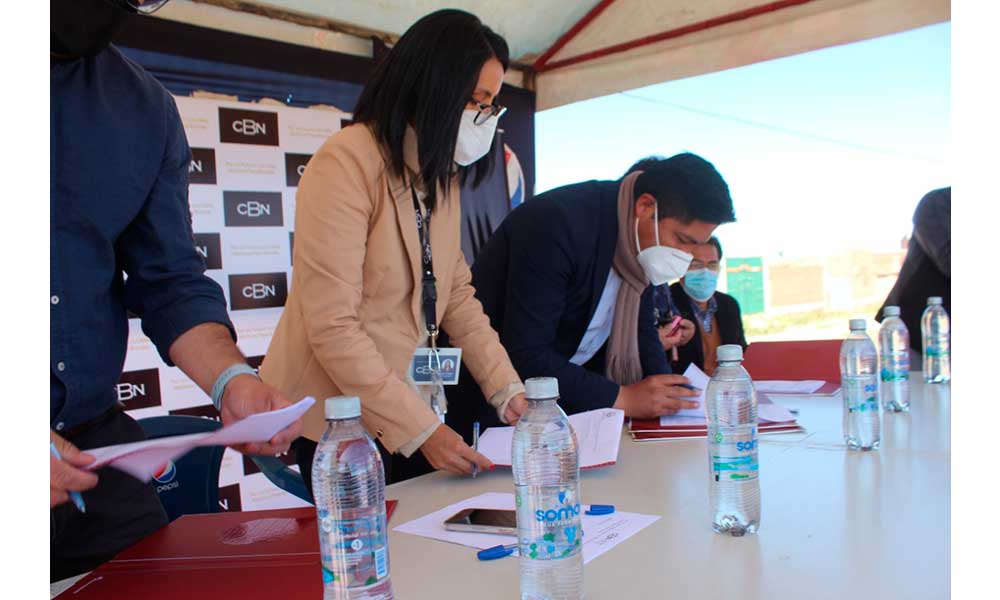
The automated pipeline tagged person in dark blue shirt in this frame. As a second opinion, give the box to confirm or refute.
[50,0,302,580]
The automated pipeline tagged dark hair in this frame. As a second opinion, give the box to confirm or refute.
[704,236,723,260]
[352,9,509,211]
[633,152,735,225]
[624,155,667,176]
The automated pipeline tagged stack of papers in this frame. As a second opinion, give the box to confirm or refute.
[84,398,315,481]
[393,492,659,565]
[477,408,625,469]
[628,365,806,441]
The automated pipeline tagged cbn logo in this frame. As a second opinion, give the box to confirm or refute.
[232,118,267,136]
[116,382,146,402]
[237,201,272,217]
[243,283,276,299]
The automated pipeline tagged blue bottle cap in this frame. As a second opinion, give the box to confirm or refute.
[585,504,615,516]
[477,544,515,561]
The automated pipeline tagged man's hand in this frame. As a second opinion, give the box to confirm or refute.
[658,318,696,351]
[504,393,527,425]
[419,424,494,476]
[613,374,700,419]
[50,431,97,509]
[220,375,303,456]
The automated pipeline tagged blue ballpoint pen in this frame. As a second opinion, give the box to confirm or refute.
[50,441,87,513]
[472,421,481,478]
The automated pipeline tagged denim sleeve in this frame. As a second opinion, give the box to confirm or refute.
[119,95,235,365]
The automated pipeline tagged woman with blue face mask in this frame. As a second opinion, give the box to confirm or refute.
[669,237,748,374]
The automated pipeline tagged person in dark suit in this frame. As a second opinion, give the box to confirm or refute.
[445,153,736,438]
[876,187,950,353]
[668,236,748,375]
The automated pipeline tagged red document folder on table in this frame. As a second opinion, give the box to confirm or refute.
[56,501,398,600]
[629,393,805,441]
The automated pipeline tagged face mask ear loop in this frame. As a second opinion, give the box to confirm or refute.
[653,201,661,247]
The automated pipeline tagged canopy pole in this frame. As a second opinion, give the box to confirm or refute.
[535,0,815,73]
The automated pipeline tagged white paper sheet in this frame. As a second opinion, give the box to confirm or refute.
[673,363,711,417]
[753,380,826,394]
[84,397,315,481]
[658,391,794,426]
[477,408,625,469]
[393,492,660,565]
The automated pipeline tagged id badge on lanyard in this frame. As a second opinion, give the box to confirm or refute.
[408,186,462,422]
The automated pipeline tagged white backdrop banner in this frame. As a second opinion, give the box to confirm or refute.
[120,96,350,512]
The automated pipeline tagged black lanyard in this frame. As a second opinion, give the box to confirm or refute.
[411,186,438,347]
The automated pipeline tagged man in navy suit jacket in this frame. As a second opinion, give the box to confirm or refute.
[446,154,736,436]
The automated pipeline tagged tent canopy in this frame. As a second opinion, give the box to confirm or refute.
[160,0,949,109]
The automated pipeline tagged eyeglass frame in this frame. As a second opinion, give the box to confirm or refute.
[688,259,721,272]
[469,99,507,126]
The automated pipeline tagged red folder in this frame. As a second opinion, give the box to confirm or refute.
[56,501,398,600]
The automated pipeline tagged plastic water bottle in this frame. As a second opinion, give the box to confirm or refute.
[705,344,760,536]
[512,377,583,600]
[312,397,394,600]
[878,306,911,412]
[921,296,951,384]
[840,319,881,451]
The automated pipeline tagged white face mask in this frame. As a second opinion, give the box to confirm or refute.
[454,108,498,166]
[635,203,694,286]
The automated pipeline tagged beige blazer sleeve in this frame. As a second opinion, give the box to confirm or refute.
[440,247,522,408]
[294,139,440,454]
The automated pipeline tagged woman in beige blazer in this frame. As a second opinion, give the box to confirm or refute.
[260,10,526,488]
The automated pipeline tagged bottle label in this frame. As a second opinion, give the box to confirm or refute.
[317,510,389,587]
[925,344,950,359]
[516,485,583,561]
[708,427,759,482]
[880,351,910,382]
[844,379,879,413]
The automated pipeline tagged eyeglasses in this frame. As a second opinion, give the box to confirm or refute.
[107,0,172,15]
[469,99,507,126]
[689,260,721,272]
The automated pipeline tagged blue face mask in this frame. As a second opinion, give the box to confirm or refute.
[682,269,719,302]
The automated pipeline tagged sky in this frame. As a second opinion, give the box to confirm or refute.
[534,22,951,259]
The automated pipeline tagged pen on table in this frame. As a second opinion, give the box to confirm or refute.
[472,421,480,478]
[50,441,87,514]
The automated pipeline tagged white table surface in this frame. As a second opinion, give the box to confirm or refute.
[384,377,950,599]
[52,377,950,599]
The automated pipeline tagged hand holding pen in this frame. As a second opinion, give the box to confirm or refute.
[50,431,96,511]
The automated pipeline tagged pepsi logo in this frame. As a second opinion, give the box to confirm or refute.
[153,461,176,484]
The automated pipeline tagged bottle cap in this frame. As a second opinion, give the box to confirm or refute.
[928,296,943,305]
[883,306,901,317]
[325,396,361,420]
[525,377,559,400]
[716,344,743,362]
[849,318,866,331]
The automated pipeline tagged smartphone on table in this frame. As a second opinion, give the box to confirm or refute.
[443,508,517,535]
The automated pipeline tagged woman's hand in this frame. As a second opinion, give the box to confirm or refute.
[419,424,494,476]
[504,393,527,425]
